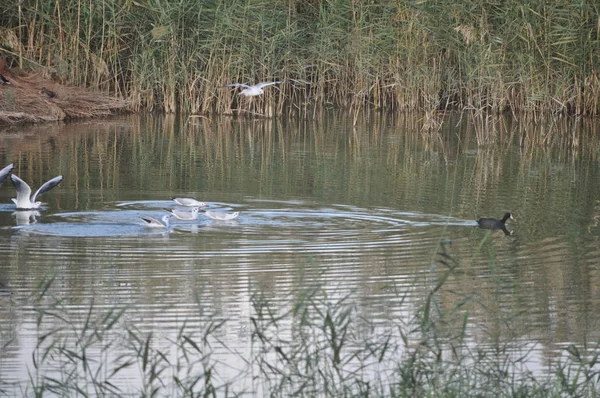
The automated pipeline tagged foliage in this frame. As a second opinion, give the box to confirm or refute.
[2,241,600,396]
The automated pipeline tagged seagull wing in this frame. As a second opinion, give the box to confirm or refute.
[168,208,198,220]
[144,215,171,228]
[255,81,282,89]
[141,216,162,227]
[172,197,192,206]
[0,163,13,187]
[205,210,239,220]
[224,212,240,220]
[10,175,32,203]
[172,197,206,207]
[32,175,63,202]
[225,83,251,89]
[165,208,184,218]
[204,211,217,220]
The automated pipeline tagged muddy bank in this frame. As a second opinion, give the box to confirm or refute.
[0,61,130,125]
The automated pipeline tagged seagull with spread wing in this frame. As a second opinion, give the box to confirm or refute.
[225,81,282,97]
[10,174,63,210]
[0,164,14,187]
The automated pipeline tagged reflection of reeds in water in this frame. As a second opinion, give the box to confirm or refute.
[4,116,600,394]
[14,247,600,396]
[2,113,599,225]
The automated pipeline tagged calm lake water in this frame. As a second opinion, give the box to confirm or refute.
[0,113,599,394]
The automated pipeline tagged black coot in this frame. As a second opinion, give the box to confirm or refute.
[477,212,513,235]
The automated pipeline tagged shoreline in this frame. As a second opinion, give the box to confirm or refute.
[0,65,130,125]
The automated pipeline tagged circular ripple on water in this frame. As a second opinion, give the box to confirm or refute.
[14,209,173,237]
[174,203,470,257]
[10,201,471,257]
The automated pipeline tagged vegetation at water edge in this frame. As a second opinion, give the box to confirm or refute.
[1,241,599,397]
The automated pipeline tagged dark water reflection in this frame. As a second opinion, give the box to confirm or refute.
[1,114,600,391]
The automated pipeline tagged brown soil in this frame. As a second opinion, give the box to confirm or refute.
[0,63,130,125]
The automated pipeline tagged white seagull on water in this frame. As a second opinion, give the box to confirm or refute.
[0,164,14,187]
[141,214,172,229]
[171,197,207,207]
[204,210,240,221]
[225,81,282,97]
[165,206,200,221]
[10,174,63,210]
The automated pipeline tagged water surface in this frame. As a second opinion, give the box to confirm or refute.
[0,114,599,394]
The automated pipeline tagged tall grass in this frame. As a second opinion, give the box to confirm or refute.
[2,241,600,396]
[1,0,598,117]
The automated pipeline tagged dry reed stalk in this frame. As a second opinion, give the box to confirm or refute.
[0,0,597,119]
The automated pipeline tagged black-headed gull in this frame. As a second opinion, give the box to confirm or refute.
[171,197,207,207]
[141,214,172,229]
[204,210,240,221]
[165,207,200,221]
[0,164,13,187]
[225,81,282,97]
[10,174,63,210]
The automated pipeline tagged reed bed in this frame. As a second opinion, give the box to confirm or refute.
[0,0,598,117]
[2,242,600,397]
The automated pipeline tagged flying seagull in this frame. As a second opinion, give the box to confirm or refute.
[171,197,207,207]
[141,214,172,229]
[165,206,200,221]
[204,210,240,221]
[11,174,63,210]
[225,81,282,97]
[0,164,14,187]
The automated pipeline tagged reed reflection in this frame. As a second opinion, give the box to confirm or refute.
[0,114,599,394]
